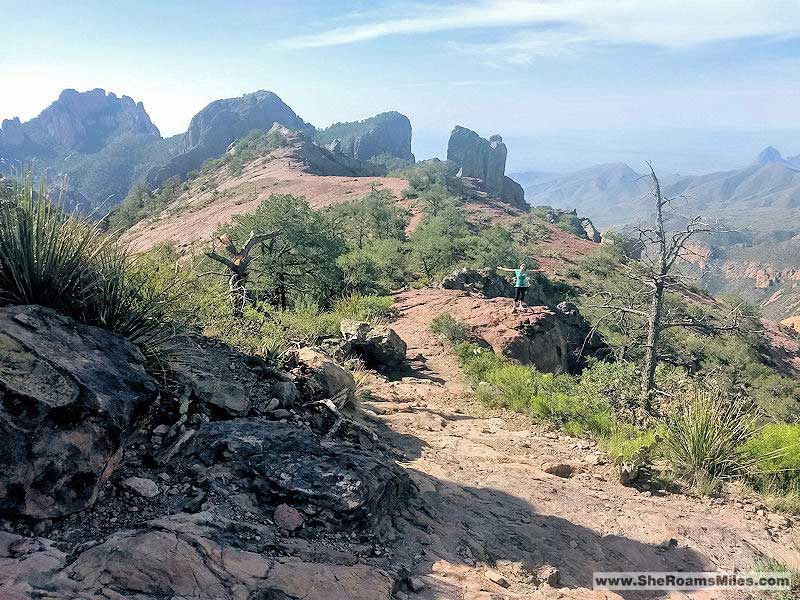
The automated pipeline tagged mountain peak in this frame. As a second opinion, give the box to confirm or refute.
[0,88,160,155]
[757,146,784,165]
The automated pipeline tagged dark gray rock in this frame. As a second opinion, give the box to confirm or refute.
[0,305,158,518]
[170,335,280,419]
[501,175,527,209]
[146,90,313,187]
[187,419,411,527]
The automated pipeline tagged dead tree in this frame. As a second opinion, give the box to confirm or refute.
[590,163,740,413]
[206,230,280,316]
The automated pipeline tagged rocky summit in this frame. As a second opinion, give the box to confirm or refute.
[0,88,159,155]
[146,91,314,187]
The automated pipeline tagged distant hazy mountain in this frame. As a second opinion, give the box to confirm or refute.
[512,148,800,228]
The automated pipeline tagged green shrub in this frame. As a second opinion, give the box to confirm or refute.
[332,293,394,323]
[486,364,535,413]
[454,343,505,383]
[741,423,800,493]
[430,313,471,344]
[0,175,109,309]
[603,424,661,464]
[663,388,757,492]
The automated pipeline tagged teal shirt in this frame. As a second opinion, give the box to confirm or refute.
[514,268,529,288]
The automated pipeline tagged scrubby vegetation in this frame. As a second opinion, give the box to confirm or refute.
[452,340,800,499]
[104,128,290,232]
[430,313,471,344]
[104,176,183,232]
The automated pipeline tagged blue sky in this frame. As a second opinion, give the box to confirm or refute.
[1,0,799,172]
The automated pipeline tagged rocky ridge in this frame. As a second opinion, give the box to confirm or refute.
[0,88,159,155]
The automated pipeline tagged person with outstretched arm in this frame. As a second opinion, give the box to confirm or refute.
[497,263,530,312]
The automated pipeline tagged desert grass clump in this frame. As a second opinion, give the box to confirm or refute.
[741,422,800,496]
[663,387,757,493]
[430,312,471,344]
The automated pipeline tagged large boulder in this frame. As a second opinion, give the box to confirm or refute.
[0,305,158,518]
[294,347,356,401]
[581,218,602,243]
[441,267,550,306]
[340,320,407,368]
[187,419,411,527]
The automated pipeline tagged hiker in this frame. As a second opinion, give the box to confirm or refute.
[497,263,530,311]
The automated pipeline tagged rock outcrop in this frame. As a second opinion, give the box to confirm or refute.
[581,218,602,243]
[169,335,290,420]
[316,111,415,168]
[0,305,158,518]
[446,126,526,208]
[441,267,550,305]
[396,287,606,373]
[0,517,396,600]
[146,91,313,187]
[340,319,407,368]
[269,124,386,177]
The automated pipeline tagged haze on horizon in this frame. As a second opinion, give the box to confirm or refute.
[1,0,798,173]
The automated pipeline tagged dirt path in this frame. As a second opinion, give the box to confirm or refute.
[363,293,800,600]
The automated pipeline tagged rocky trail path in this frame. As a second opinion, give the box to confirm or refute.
[366,291,800,600]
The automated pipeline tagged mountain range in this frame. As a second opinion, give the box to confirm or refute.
[512,146,800,229]
[0,89,416,210]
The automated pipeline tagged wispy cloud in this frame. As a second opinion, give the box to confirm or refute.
[275,0,800,64]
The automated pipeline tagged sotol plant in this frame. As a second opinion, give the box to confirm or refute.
[663,387,757,493]
[0,173,177,362]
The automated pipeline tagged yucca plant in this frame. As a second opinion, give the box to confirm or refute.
[663,387,758,493]
[0,173,109,312]
[0,172,179,365]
